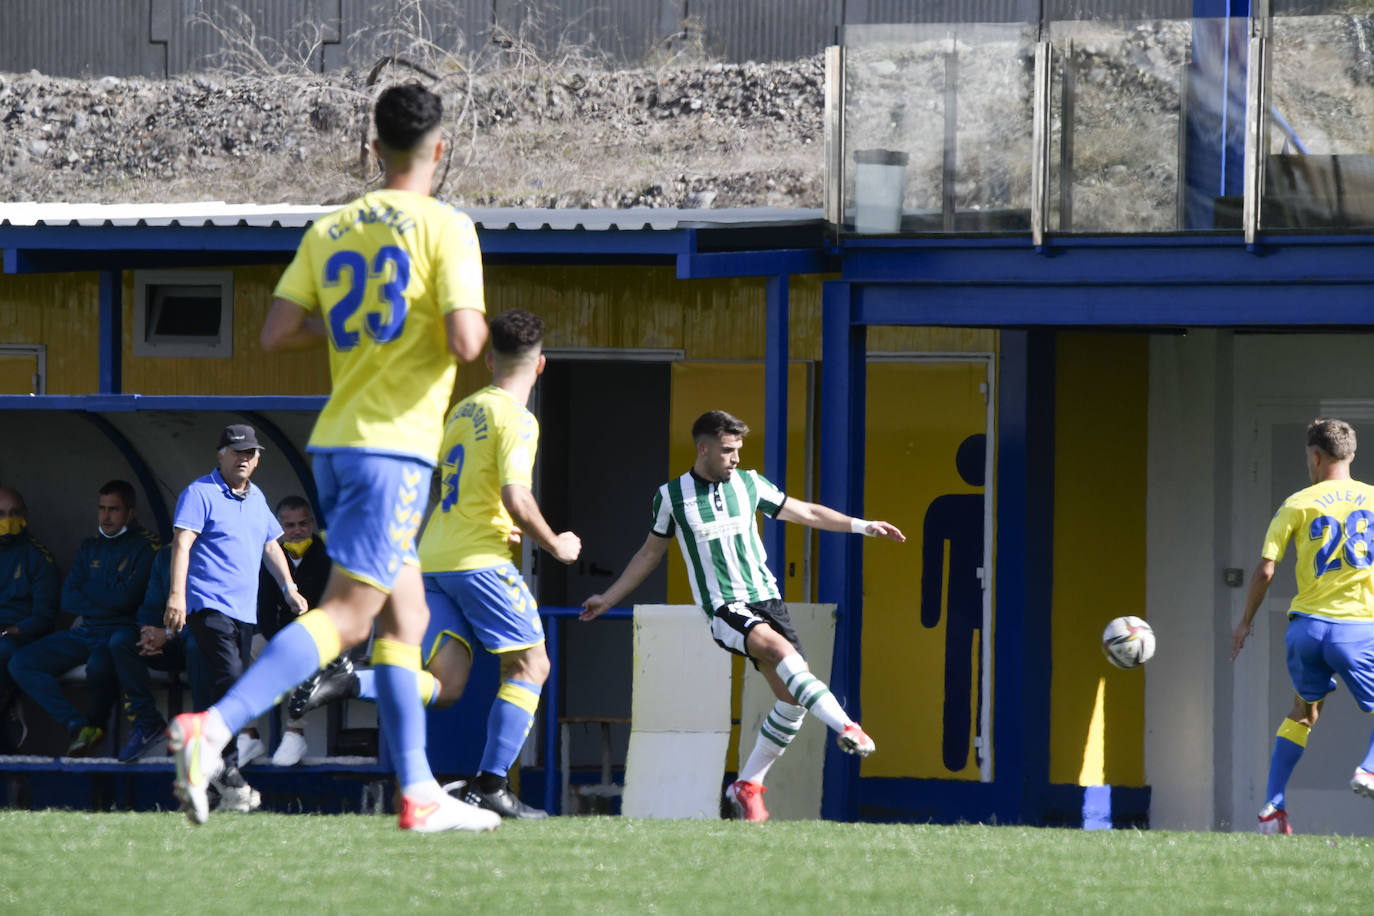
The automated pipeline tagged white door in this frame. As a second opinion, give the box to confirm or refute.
[1232,334,1374,836]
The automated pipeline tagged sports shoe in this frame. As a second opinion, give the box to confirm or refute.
[287,655,358,720]
[117,720,166,762]
[271,729,309,766]
[213,780,261,813]
[66,725,105,757]
[1351,768,1374,799]
[236,733,267,767]
[167,711,227,826]
[1258,802,1293,835]
[725,779,769,822]
[837,723,876,757]
[460,783,550,820]
[399,791,501,833]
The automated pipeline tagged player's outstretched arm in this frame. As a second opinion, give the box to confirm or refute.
[1231,557,1276,661]
[580,534,671,621]
[261,298,325,352]
[502,485,580,565]
[776,498,906,543]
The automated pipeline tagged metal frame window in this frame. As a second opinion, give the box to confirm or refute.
[132,270,234,358]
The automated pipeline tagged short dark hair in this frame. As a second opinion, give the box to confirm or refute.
[489,309,544,357]
[691,410,750,442]
[374,83,442,152]
[275,495,312,516]
[0,487,27,515]
[1309,417,1357,461]
[99,479,136,510]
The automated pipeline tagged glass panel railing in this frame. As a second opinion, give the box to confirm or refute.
[1048,19,1207,233]
[842,22,1037,234]
[1264,14,1374,231]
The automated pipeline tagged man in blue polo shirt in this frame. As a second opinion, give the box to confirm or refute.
[165,425,306,811]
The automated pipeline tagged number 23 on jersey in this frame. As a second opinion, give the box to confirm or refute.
[322,246,411,350]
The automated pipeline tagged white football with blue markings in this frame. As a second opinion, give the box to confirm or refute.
[1102,615,1155,669]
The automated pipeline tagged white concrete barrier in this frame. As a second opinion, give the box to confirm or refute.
[621,605,730,818]
[622,602,837,819]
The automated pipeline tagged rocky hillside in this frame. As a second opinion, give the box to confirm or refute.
[0,55,826,209]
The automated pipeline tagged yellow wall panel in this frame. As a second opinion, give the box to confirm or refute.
[482,266,828,362]
[121,266,330,396]
[0,355,38,394]
[869,326,998,354]
[863,360,991,780]
[1049,332,1148,787]
[0,273,101,394]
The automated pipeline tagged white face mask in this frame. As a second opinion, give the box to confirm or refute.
[98,524,127,539]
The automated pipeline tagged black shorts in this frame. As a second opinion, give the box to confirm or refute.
[710,598,804,667]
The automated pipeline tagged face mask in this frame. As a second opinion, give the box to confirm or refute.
[283,537,313,559]
[98,524,128,539]
[0,517,25,537]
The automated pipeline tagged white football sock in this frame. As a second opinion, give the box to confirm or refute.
[774,653,854,734]
[739,701,806,785]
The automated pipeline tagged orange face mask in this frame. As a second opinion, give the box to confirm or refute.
[0,517,25,537]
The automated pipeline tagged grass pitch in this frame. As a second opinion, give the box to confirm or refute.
[1,810,1371,914]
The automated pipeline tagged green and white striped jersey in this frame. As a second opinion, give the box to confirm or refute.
[651,468,787,616]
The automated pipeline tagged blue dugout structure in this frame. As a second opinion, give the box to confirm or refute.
[9,2,1374,825]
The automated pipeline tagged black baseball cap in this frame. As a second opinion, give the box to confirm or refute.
[217,424,264,451]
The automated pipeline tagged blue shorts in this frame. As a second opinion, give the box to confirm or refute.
[422,564,543,662]
[1285,614,1374,712]
[312,450,429,592]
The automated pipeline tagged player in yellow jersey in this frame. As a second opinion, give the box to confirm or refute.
[419,308,579,817]
[166,83,499,833]
[288,309,580,818]
[1232,418,1374,835]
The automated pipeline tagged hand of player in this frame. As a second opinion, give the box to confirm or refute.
[549,531,581,565]
[507,525,523,547]
[865,520,906,542]
[164,594,187,632]
[580,594,610,621]
[1230,621,1252,661]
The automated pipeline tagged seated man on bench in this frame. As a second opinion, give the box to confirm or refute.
[8,480,157,756]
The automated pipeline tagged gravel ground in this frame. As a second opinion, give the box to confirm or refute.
[0,55,826,208]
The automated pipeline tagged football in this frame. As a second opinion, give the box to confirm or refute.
[1102,615,1156,669]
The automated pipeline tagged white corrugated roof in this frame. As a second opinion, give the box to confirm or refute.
[0,201,823,231]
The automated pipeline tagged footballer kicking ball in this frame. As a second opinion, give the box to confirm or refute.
[1102,616,1155,669]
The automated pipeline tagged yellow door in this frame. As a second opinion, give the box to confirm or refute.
[863,359,991,781]
[667,361,813,604]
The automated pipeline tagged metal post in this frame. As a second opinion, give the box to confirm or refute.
[942,38,959,233]
[97,270,122,395]
[1059,39,1076,232]
[824,45,845,234]
[1031,40,1053,247]
[542,612,561,814]
[764,275,789,586]
[1243,7,1270,246]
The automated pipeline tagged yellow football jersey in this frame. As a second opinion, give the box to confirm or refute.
[419,385,539,572]
[274,189,485,464]
[1262,478,1374,620]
